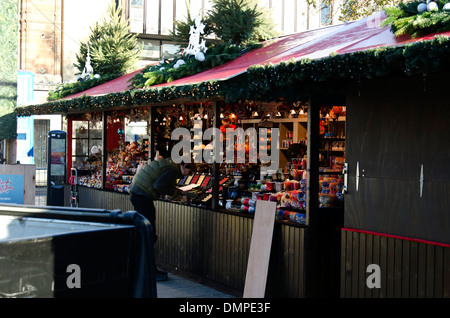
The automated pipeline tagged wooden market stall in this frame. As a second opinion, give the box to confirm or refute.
[15,10,450,298]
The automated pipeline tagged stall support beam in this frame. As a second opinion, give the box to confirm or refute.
[149,107,156,160]
[306,97,320,223]
[305,96,322,298]
[212,101,220,210]
[102,112,107,190]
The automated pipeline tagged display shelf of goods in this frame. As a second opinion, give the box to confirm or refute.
[169,173,214,207]
[142,137,150,160]
[319,114,346,167]
[218,159,308,224]
[318,170,345,208]
[77,168,102,188]
[72,121,103,188]
[105,141,147,192]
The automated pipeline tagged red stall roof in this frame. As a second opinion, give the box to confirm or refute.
[63,12,450,99]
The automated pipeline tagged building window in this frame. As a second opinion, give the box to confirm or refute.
[320,0,332,26]
[129,0,144,33]
[141,39,162,60]
[162,41,181,59]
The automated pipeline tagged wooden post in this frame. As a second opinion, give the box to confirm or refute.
[102,112,107,189]
[212,101,220,210]
[305,96,321,298]
[149,106,156,161]
[306,97,320,225]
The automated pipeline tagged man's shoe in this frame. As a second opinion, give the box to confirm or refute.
[156,269,168,281]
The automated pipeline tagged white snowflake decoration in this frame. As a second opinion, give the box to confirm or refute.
[184,15,208,58]
[81,46,94,80]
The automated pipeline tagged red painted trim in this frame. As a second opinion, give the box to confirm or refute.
[342,228,450,248]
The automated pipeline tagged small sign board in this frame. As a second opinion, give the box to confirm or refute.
[0,174,25,204]
[243,200,277,298]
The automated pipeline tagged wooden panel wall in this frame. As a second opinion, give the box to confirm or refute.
[73,187,307,297]
[341,229,450,298]
[345,73,450,244]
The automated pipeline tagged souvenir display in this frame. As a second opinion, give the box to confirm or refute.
[70,103,345,225]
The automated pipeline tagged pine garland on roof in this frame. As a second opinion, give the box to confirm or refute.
[14,35,450,117]
[383,0,450,38]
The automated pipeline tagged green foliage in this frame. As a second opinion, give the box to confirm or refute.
[207,0,260,45]
[245,35,450,101]
[144,0,276,89]
[383,0,450,37]
[130,42,261,88]
[0,0,18,139]
[207,0,278,45]
[170,0,278,46]
[339,0,407,22]
[169,0,212,44]
[16,36,450,117]
[74,1,142,76]
[47,72,122,101]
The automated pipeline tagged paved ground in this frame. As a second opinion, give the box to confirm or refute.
[157,273,235,298]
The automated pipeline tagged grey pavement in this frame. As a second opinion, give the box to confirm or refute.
[156,273,236,298]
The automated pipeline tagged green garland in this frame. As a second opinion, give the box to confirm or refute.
[130,42,261,88]
[15,81,223,117]
[245,35,450,101]
[383,0,450,38]
[47,72,123,101]
[15,35,450,117]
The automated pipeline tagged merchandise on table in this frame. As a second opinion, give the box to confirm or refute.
[105,141,148,191]
[217,156,345,223]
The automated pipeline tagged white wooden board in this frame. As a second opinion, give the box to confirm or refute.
[243,200,276,298]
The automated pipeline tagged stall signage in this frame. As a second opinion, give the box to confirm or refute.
[0,175,25,204]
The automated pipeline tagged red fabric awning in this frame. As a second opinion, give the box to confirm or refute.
[62,68,144,99]
[62,12,450,99]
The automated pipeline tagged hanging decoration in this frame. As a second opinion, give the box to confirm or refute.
[383,0,450,38]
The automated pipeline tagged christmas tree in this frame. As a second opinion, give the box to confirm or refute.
[74,1,142,77]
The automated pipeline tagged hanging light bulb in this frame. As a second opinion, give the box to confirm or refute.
[231,113,236,118]
[179,115,183,121]
[253,111,259,117]
[220,113,224,119]
[299,108,304,115]
[290,109,296,115]
[204,114,208,119]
